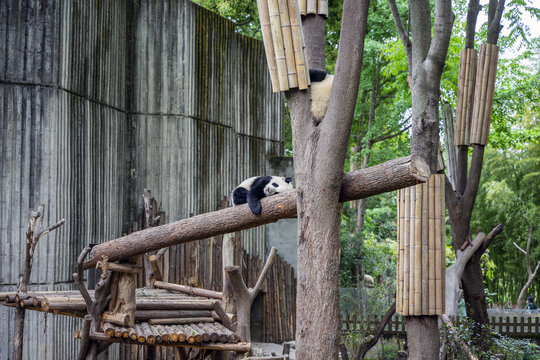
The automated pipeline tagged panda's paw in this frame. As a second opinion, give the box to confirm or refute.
[248,200,262,215]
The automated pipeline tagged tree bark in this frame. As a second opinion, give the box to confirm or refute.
[83,156,429,269]
[288,0,370,357]
[224,247,277,342]
[407,316,440,360]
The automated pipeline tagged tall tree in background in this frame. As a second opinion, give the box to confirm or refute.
[443,0,505,345]
[387,0,454,355]
[286,0,370,357]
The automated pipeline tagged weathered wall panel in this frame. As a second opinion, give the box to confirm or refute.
[1,0,284,358]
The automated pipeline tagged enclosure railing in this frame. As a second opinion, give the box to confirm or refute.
[342,314,540,338]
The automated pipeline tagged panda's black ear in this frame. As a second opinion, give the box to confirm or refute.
[285,177,292,183]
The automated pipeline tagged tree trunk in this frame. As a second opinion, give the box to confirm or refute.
[407,316,440,359]
[289,0,370,358]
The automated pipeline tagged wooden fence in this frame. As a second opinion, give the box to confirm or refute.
[342,314,540,338]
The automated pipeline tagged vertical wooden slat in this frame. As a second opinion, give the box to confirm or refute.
[402,187,410,315]
[421,182,429,314]
[414,184,422,315]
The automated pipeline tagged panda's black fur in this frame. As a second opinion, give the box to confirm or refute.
[309,69,334,122]
[231,176,293,215]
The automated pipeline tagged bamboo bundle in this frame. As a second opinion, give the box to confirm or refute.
[257,0,310,92]
[298,0,328,17]
[396,174,445,315]
[454,48,478,146]
[470,44,499,145]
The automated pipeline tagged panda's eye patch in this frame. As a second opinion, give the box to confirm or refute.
[272,182,279,187]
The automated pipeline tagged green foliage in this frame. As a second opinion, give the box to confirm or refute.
[191,0,261,38]
[442,319,540,359]
[472,139,540,306]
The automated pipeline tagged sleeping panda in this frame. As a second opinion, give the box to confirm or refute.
[309,69,334,122]
[231,176,293,215]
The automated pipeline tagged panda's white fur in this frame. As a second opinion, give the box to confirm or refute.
[310,70,334,121]
[231,176,293,215]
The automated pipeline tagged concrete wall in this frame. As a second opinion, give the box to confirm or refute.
[0,0,284,358]
[265,156,298,273]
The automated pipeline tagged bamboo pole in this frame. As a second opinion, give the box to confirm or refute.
[421,181,429,314]
[440,175,446,313]
[428,176,436,315]
[434,174,443,314]
[268,0,289,91]
[317,0,328,17]
[464,49,477,144]
[455,49,466,145]
[408,184,416,315]
[307,0,316,14]
[298,0,306,15]
[477,44,492,143]
[470,44,486,143]
[396,189,404,314]
[481,44,499,144]
[287,0,308,89]
[402,187,410,315]
[257,0,280,92]
[414,184,422,315]
[277,0,298,88]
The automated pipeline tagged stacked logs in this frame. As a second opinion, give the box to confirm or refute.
[396,174,445,316]
[470,43,499,145]
[98,321,239,345]
[298,0,328,17]
[1,288,232,322]
[454,48,477,146]
[257,0,310,92]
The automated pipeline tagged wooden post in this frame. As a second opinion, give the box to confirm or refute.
[225,247,278,342]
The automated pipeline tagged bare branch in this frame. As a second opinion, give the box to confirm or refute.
[427,0,454,78]
[464,145,485,212]
[74,247,94,310]
[387,0,412,68]
[249,247,277,301]
[465,0,481,47]
[513,242,527,256]
[35,218,66,241]
[487,0,506,44]
[478,223,504,255]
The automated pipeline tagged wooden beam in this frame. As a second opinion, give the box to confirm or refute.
[83,155,429,269]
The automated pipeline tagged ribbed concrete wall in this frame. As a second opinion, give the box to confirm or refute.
[0,0,284,358]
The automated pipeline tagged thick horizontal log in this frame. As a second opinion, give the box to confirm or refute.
[153,281,223,299]
[83,155,430,269]
[135,310,213,321]
[96,261,142,274]
[148,317,215,325]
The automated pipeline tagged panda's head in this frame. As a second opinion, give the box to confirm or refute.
[263,176,293,197]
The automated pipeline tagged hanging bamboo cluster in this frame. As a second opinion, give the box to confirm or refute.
[396,174,445,316]
[470,43,499,145]
[298,0,328,17]
[257,0,310,92]
[454,48,477,146]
